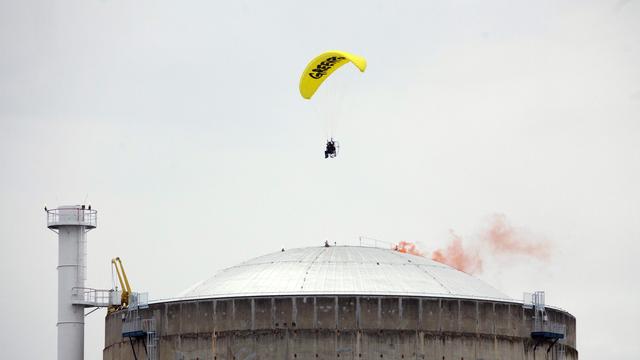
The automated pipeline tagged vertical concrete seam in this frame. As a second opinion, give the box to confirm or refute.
[492,302,496,333]
[356,321,361,356]
[377,297,382,328]
[335,296,339,329]
[196,301,200,334]
[179,302,183,334]
[355,297,360,328]
[476,300,479,334]
[313,297,317,329]
[418,298,423,329]
[292,297,297,327]
[232,299,236,326]
[212,300,217,332]
[457,299,461,333]
[438,298,442,332]
[212,300,217,357]
[177,303,183,353]
[271,298,276,327]
[251,298,255,331]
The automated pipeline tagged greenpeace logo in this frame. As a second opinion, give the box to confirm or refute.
[308,56,346,79]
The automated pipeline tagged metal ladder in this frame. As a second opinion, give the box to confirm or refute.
[122,309,158,360]
[145,319,158,360]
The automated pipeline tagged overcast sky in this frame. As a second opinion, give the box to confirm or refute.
[1,0,639,359]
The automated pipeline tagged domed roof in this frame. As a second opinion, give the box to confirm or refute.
[181,246,511,301]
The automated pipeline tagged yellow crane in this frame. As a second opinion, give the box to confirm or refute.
[109,257,132,313]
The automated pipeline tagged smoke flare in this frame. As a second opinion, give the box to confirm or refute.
[392,214,550,275]
[431,230,483,274]
[483,214,550,260]
[393,241,423,256]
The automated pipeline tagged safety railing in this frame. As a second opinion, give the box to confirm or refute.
[47,208,97,228]
[523,291,545,311]
[71,287,120,307]
[358,236,394,249]
[532,319,566,337]
[129,292,149,310]
[122,317,156,336]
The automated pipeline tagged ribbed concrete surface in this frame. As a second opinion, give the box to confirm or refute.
[104,296,577,360]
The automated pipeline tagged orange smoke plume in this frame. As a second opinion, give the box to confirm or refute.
[392,214,549,275]
[431,230,483,274]
[393,241,423,256]
[483,214,550,260]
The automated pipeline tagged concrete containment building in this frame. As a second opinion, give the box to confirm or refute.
[103,246,577,359]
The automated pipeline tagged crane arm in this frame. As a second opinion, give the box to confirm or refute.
[111,257,132,307]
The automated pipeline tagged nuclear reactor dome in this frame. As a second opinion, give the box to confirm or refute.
[104,245,578,360]
[181,246,510,301]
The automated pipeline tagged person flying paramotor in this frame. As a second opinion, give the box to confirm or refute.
[299,50,367,158]
[324,138,338,159]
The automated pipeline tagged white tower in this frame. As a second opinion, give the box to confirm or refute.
[47,205,97,360]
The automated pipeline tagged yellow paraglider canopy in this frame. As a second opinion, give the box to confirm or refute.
[299,50,367,99]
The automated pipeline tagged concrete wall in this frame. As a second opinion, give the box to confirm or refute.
[104,296,577,360]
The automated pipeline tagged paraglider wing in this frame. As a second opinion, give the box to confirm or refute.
[299,50,367,99]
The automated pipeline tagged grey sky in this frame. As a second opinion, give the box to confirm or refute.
[1,0,639,358]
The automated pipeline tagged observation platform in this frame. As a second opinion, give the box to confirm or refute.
[122,318,155,338]
[531,321,566,340]
[71,287,120,307]
[46,205,97,229]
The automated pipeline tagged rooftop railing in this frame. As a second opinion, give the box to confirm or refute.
[47,208,97,228]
